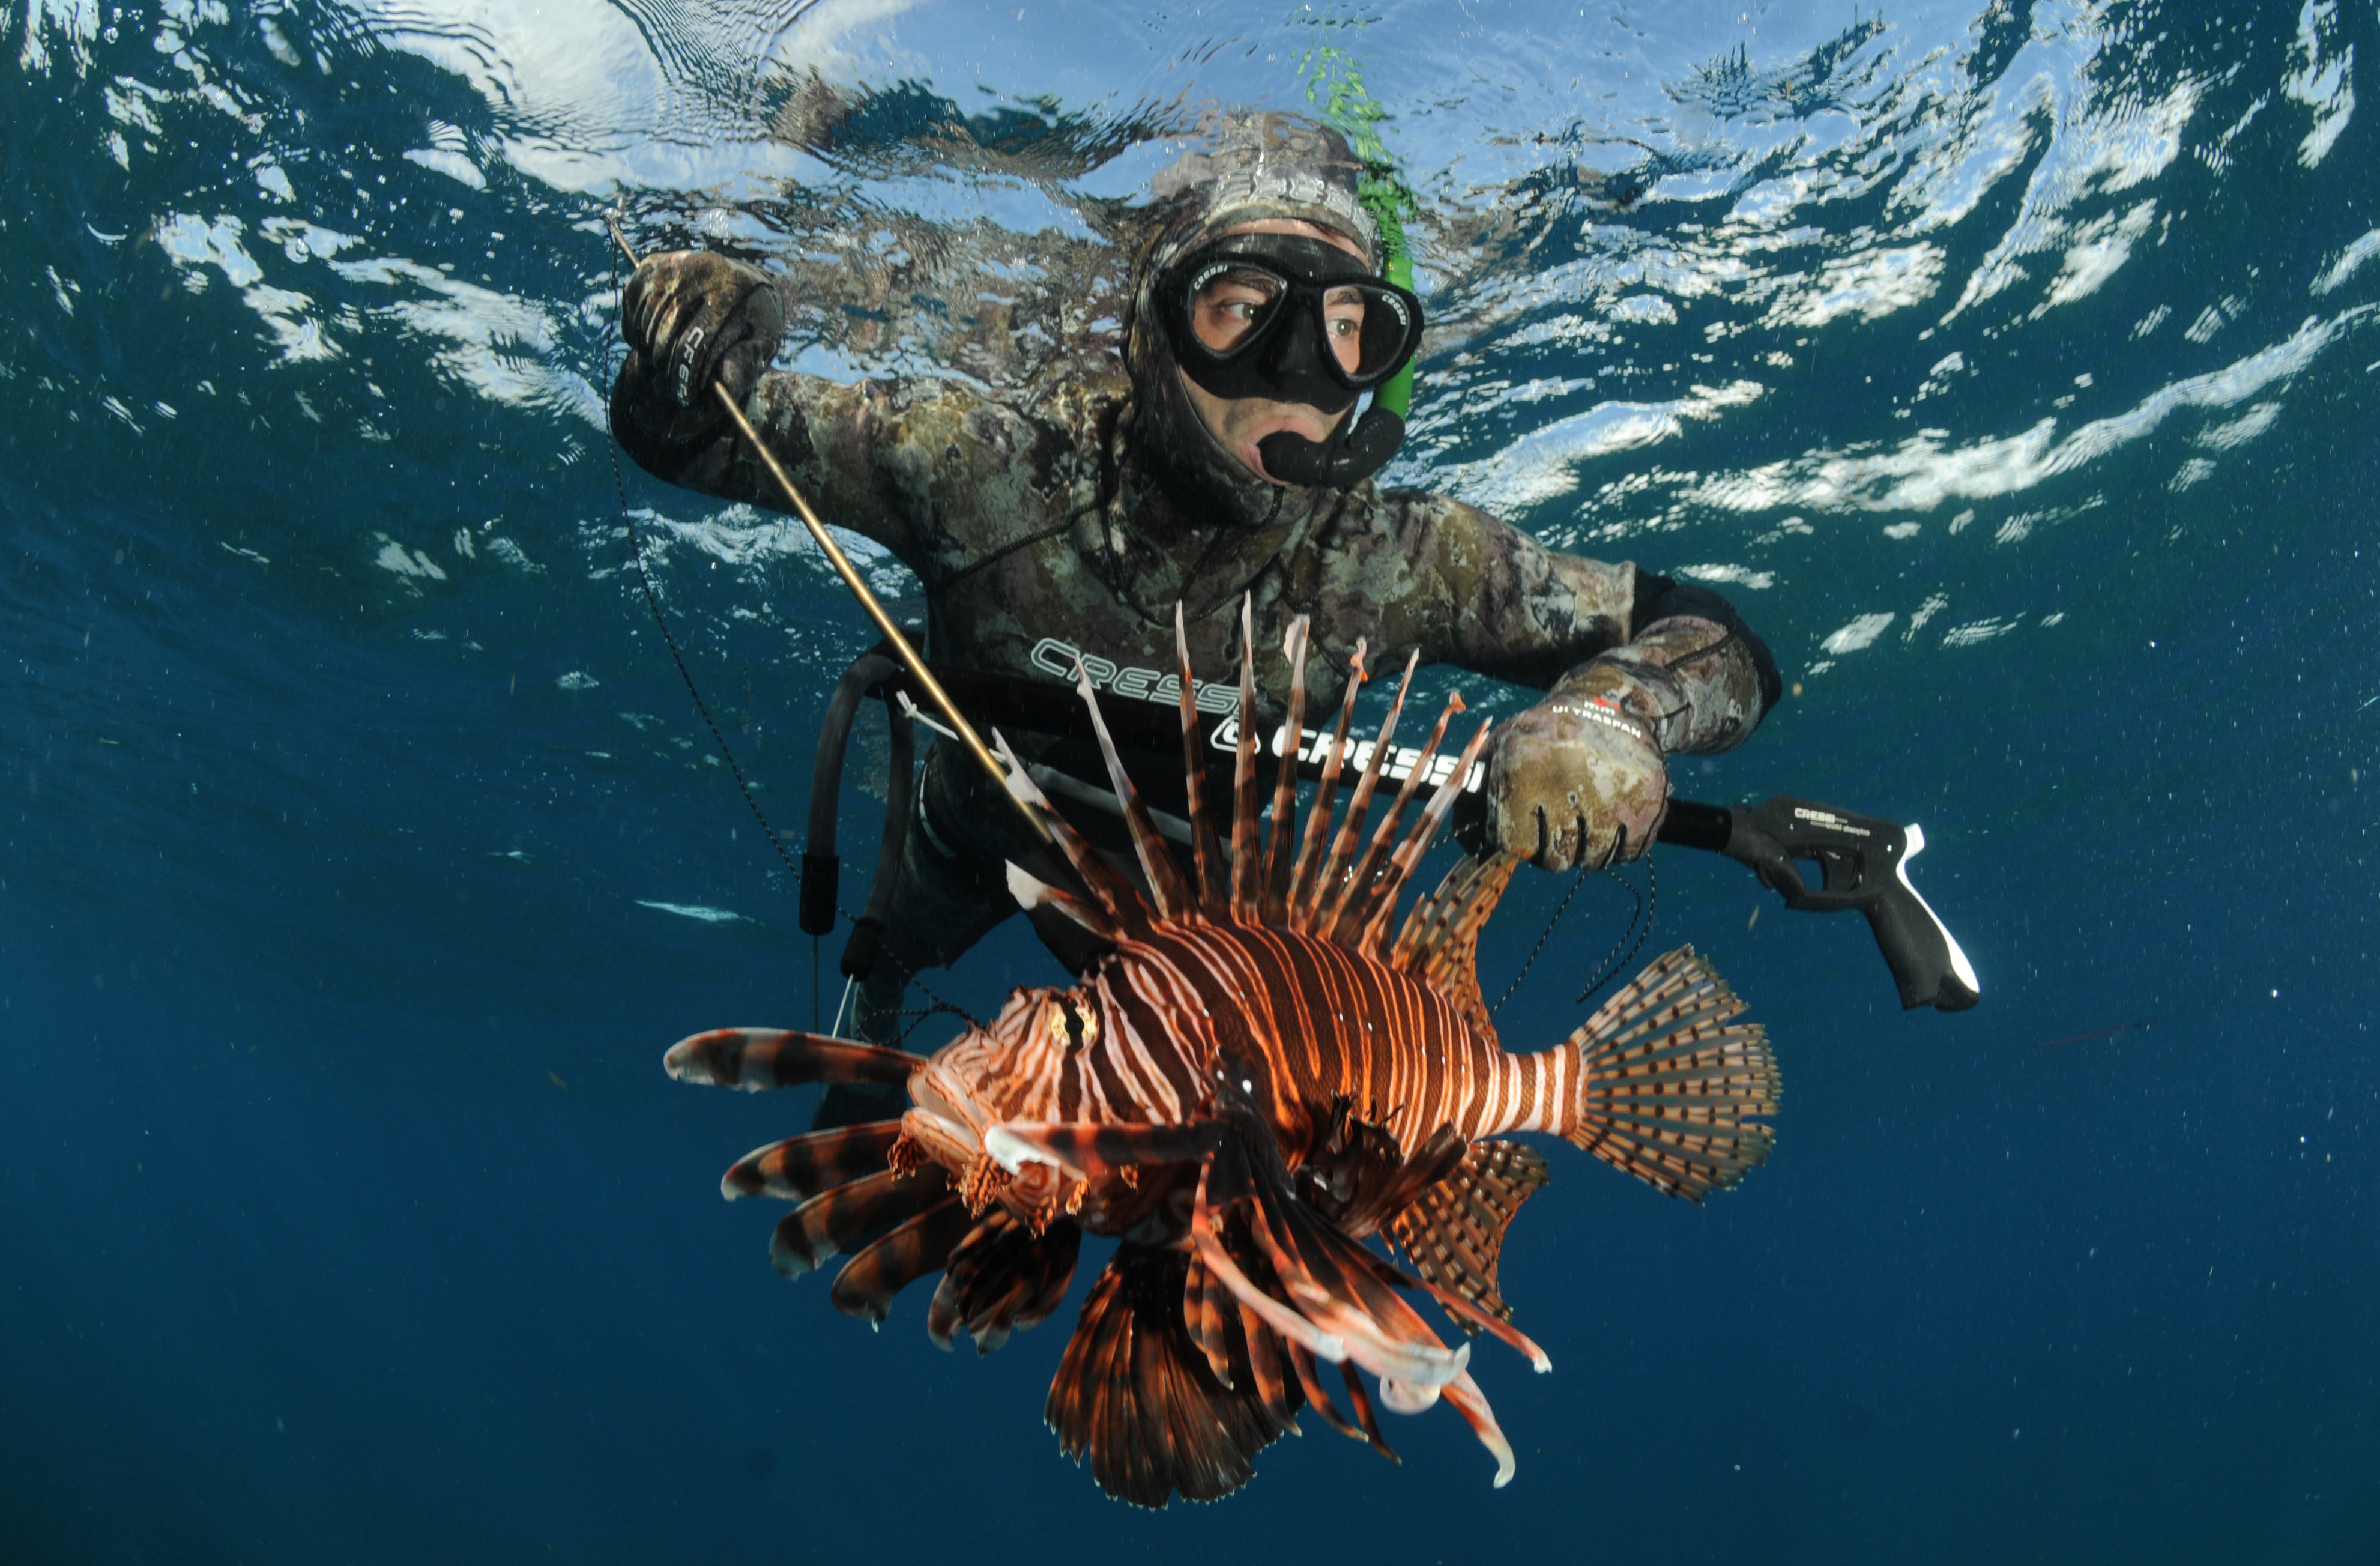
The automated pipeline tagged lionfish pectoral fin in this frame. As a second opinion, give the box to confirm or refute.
[829,1197,974,1324]
[770,1164,952,1280]
[1563,946,1781,1203]
[664,1029,924,1092]
[722,1122,902,1202]
[1385,1139,1552,1327]
[1045,1245,1297,1509]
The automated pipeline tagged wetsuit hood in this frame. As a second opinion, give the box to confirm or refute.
[1121,111,1395,524]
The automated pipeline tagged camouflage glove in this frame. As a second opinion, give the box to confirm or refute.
[618,250,784,436]
[1485,663,1670,872]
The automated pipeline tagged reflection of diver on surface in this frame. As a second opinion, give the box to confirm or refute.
[610,112,1784,1121]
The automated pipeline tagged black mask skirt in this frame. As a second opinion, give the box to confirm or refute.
[1155,232,1424,487]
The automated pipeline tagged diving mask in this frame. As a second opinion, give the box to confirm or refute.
[1156,232,1423,416]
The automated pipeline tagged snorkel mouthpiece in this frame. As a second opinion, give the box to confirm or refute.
[1257,407,1406,488]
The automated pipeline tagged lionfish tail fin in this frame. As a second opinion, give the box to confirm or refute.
[1385,1139,1552,1328]
[1045,1245,1296,1508]
[1562,946,1780,1203]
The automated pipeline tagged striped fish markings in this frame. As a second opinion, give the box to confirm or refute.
[666,602,1780,1507]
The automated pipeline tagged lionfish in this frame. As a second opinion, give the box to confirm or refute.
[665,602,1780,1506]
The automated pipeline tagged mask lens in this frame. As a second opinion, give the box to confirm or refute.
[1350,285,1416,383]
[1187,264,1287,356]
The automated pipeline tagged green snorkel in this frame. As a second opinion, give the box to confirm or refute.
[1243,45,1417,486]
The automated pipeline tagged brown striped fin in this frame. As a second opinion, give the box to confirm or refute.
[1044,1246,1297,1508]
[1303,649,1418,930]
[1565,946,1780,1203]
[721,1122,901,1203]
[925,1210,1081,1354]
[1287,638,1368,922]
[1228,595,1263,922]
[769,1164,952,1280]
[985,1119,1224,1184]
[1259,616,1313,924]
[1174,602,1227,913]
[663,1029,923,1093]
[828,1197,974,1323]
[1388,851,1523,1044]
[1385,1139,1550,1325]
[1069,658,1192,921]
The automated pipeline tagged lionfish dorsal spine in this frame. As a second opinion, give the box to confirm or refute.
[1285,638,1367,927]
[1227,595,1264,923]
[1173,602,1227,914]
[1258,615,1312,925]
[994,728,1151,935]
[1069,657,1193,921]
[1355,714,1500,952]
[1321,685,1464,949]
[1303,648,1418,931]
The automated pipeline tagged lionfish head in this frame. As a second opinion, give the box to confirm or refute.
[904,984,1098,1162]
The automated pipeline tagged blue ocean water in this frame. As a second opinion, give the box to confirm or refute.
[4,0,2376,1558]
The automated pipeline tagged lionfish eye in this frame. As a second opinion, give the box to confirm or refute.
[1051,996,1089,1052]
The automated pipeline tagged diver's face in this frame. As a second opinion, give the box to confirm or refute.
[1177,218,1371,486]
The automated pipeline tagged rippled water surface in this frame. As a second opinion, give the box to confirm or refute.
[5,0,2378,1560]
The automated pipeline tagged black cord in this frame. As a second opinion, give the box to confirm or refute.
[1490,848,1659,1015]
[603,228,979,1035]
[1572,854,1655,1005]
[1492,860,1592,1016]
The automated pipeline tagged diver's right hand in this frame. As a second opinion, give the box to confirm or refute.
[621,251,785,412]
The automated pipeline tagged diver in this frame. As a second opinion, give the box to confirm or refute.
[609,112,1782,1098]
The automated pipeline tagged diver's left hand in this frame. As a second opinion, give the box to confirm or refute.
[1486,674,1669,872]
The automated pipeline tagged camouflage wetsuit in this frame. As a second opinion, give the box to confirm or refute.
[611,118,1781,1051]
